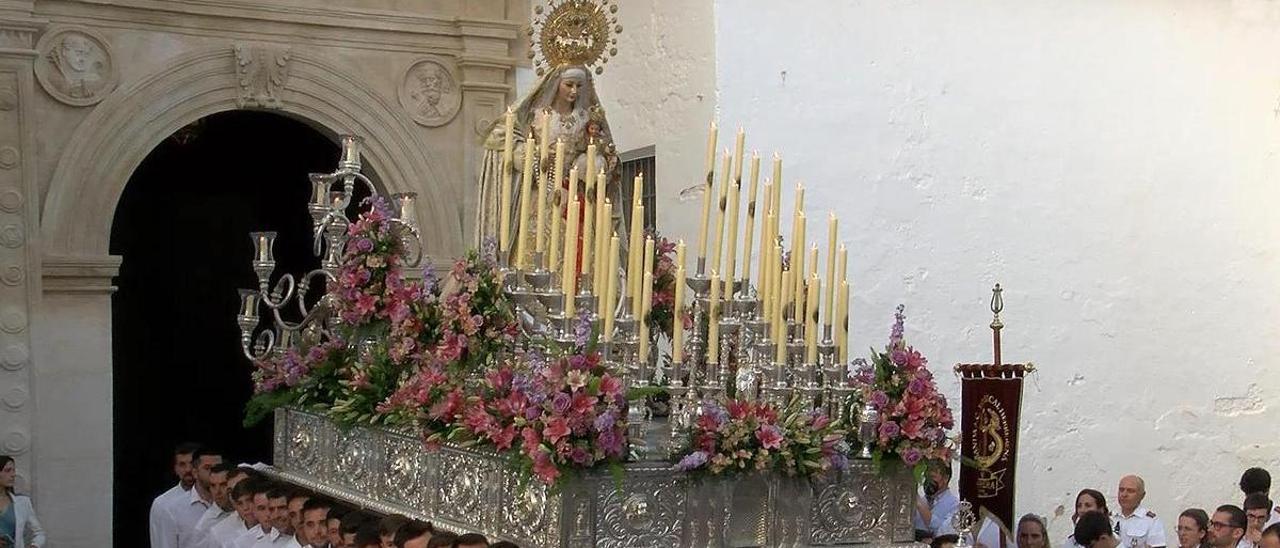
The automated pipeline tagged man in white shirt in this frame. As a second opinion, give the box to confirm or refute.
[151,442,200,548]
[166,446,224,548]
[263,488,299,548]
[234,484,283,548]
[299,498,332,548]
[191,464,244,544]
[913,461,961,541]
[283,490,311,547]
[227,481,275,548]
[1112,475,1168,548]
[204,476,259,548]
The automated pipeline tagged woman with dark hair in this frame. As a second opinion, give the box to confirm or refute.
[0,455,44,547]
[1177,508,1210,548]
[1067,490,1112,547]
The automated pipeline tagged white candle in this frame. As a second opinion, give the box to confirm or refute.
[711,151,731,275]
[742,153,760,286]
[825,212,837,327]
[604,234,620,341]
[673,264,686,364]
[498,108,515,253]
[515,137,536,270]
[708,270,721,363]
[563,198,580,317]
[639,271,653,364]
[697,122,718,264]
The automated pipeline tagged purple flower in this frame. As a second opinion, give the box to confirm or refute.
[829,452,849,471]
[879,421,900,439]
[870,391,889,409]
[573,308,592,349]
[569,446,592,465]
[902,447,923,466]
[889,304,906,347]
[704,401,729,427]
[907,379,926,395]
[552,392,571,414]
[593,411,615,432]
[596,428,624,457]
[524,406,541,421]
[674,450,709,471]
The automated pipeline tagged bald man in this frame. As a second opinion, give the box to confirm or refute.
[1112,475,1168,548]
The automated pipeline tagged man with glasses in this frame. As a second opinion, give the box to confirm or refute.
[1208,505,1247,548]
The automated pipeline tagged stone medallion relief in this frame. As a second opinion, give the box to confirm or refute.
[34,26,117,106]
[399,58,460,127]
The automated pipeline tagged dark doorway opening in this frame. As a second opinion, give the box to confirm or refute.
[109,110,339,547]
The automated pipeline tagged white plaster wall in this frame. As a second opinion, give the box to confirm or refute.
[710,0,1280,531]
[590,0,717,240]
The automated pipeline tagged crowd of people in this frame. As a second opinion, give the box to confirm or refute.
[915,462,1280,548]
[149,440,1280,548]
[148,444,518,548]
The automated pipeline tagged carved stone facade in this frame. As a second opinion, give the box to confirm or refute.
[0,1,526,546]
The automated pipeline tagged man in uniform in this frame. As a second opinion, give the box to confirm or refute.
[1111,475,1168,548]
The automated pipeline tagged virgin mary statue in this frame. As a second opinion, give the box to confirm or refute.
[475,64,625,267]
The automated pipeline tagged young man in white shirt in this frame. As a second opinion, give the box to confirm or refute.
[263,489,298,548]
[168,446,224,548]
[1112,475,1168,548]
[151,442,201,548]
[191,463,240,543]
[283,490,311,548]
[228,481,276,548]
[299,498,332,548]
[204,476,259,548]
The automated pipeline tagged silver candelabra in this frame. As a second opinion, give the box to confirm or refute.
[237,135,423,362]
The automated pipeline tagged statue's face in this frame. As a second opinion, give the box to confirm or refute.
[418,71,442,105]
[556,77,582,106]
[60,36,93,72]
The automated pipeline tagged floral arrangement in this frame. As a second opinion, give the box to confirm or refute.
[646,233,681,340]
[425,314,629,485]
[246,198,518,428]
[672,398,849,477]
[851,305,955,477]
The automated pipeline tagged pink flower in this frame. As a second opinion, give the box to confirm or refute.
[354,293,377,316]
[755,425,784,449]
[532,450,560,484]
[520,426,541,455]
[543,417,570,444]
[598,374,623,399]
[492,425,516,451]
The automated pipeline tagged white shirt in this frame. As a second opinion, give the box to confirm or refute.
[203,513,249,548]
[191,505,232,545]
[151,483,191,548]
[272,533,302,548]
[171,486,215,548]
[1267,506,1280,528]
[225,523,269,548]
[250,528,282,548]
[1112,507,1168,548]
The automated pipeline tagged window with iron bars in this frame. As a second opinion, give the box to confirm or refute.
[619,145,656,232]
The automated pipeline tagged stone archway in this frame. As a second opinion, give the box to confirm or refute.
[40,45,463,260]
[32,43,479,547]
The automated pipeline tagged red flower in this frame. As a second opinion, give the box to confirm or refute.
[492,425,516,451]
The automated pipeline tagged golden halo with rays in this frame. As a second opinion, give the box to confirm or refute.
[528,0,622,76]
